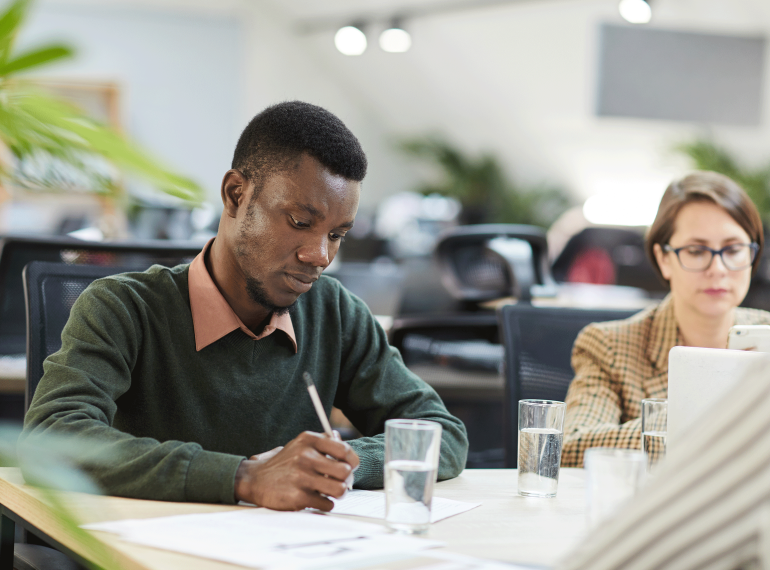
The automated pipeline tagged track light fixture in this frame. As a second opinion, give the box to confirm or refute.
[379,18,412,53]
[334,23,367,56]
[618,0,652,24]
[334,18,412,55]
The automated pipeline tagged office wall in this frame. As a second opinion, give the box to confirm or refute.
[275,0,770,223]
[17,0,419,212]
[20,0,245,205]
[16,0,770,223]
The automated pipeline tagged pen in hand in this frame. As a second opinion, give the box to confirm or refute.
[302,371,354,490]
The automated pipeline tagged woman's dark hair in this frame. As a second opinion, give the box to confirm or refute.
[646,171,764,282]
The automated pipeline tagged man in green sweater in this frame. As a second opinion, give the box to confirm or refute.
[20,101,468,510]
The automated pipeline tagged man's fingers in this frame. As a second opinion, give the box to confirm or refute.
[304,492,335,512]
[313,454,353,483]
[312,473,348,499]
[314,435,360,469]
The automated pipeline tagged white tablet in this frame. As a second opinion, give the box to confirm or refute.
[667,346,767,459]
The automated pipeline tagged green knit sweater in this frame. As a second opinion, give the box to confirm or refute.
[20,264,468,504]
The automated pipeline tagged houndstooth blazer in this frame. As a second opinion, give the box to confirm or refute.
[561,294,770,468]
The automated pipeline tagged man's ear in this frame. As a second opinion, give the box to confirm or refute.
[221,169,248,219]
[653,243,672,281]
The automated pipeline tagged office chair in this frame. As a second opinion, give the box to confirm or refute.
[552,226,667,294]
[390,224,558,466]
[434,224,557,303]
[497,304,636,467]
[0,235,201,422]
[15,261,137,570]
[23,262,137,411]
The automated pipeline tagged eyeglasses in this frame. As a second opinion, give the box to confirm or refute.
[663,243,759,272]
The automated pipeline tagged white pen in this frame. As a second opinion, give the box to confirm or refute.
[303,371,335,437]
[302,371,354,490]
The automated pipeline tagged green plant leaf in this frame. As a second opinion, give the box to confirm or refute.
[0,0,29,65]
[0,84,204,203]
[0,44,73,76]
[676,139,770,224]
[399,135,572,227]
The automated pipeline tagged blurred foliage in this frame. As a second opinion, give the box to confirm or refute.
[676,139,770,222]
[399,137,572,228]
[0,423,121,569]
[0,0,203,203]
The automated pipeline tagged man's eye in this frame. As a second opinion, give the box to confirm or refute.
[330,233,346,242]
[291,216,310,228]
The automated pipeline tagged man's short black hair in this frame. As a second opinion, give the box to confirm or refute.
[232,101,367,186]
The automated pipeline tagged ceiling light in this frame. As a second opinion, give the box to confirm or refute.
[618,0,652,24]
[379,20,411,53]
[583,193,660,226]
[335,25,367,56]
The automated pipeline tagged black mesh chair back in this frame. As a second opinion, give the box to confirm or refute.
[23,261,142,412]
[497,304,636,467]
[0,235,200,357]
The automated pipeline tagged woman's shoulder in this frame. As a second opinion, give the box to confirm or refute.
[735,306,770,325]
[578,301,660,341]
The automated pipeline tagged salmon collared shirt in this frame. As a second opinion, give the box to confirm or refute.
[187,238,297,353]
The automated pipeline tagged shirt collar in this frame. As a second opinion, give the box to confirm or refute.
[188,238,297,353]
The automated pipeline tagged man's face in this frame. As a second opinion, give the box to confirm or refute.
[233,154,360,312]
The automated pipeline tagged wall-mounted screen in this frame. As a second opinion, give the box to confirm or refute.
[597,23,765,125]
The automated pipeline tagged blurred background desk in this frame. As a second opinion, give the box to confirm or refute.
[0,467,587,570]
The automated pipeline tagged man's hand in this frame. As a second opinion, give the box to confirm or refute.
[234,431,359,511]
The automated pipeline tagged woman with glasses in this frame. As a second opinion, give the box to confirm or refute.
[561,171,770,468]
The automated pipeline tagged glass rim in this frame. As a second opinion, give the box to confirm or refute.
[641,398,667,404]
[519,399,566,407]
[385,419,442,431]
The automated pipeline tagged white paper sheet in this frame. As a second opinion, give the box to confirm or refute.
[330,490,481,522]
[84,510,443,570]
[311,549,539,570]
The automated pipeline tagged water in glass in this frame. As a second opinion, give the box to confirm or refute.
[518,427,563,497]
[385,459,437,533]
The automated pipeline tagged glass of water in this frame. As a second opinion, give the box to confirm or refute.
[641,398,667,472]
[517,399,566,498]
[384,419,442,534]
[584,448,646,527]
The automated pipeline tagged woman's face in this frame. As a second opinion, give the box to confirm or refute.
[654,201,753,320]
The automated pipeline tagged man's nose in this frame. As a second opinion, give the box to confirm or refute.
[297,235,330,267]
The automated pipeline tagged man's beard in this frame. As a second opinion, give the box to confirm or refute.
[245,275,295,316]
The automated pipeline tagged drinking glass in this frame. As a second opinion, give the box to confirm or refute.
[584,448,646,527]
[641,398,667,472]
[384,419,442,534]
[517,399,566,498]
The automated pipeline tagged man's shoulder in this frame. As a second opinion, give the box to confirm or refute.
[84,263,190,307]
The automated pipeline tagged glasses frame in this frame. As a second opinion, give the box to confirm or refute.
[662,242,759,272]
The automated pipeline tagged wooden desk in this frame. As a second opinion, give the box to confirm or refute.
[0,467,587,569]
